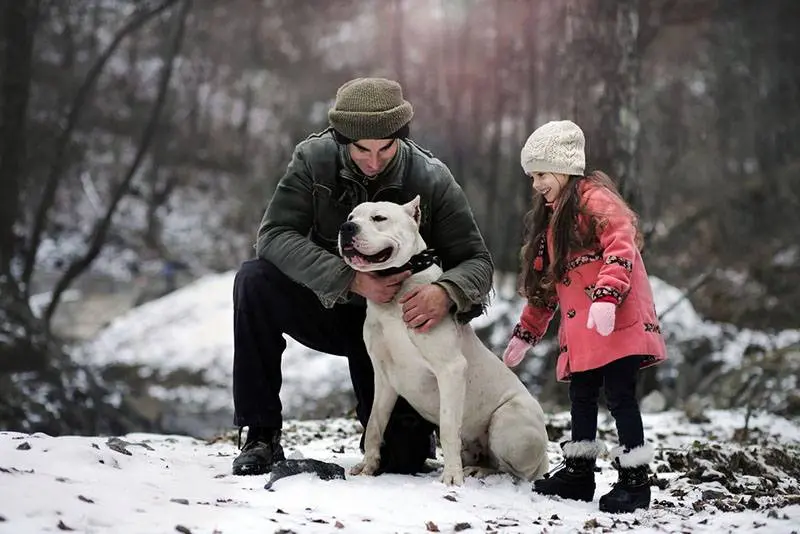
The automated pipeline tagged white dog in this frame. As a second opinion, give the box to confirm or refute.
[338,196,549,486]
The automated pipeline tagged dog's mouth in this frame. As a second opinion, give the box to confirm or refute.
[341,243,394,265]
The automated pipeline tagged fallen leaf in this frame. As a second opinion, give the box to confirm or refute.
[77,495,94,504]
[56,520,74,531]
[105,438,132,456]
[425,520,440,532]
[584,518,600,529]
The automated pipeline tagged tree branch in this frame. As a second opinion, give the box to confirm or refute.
[21,0,179,294]
[42,0,192,326]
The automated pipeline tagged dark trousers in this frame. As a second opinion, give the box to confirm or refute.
[569,355,645,450]
[232,258,434,463]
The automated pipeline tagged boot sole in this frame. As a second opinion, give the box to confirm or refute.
[533,488,595,502]
[599,501,650,513]
[232,463,269,476]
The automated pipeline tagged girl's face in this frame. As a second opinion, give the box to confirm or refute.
[529,172,569,203]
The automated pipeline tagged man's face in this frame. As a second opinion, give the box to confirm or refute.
[348,139,398,177]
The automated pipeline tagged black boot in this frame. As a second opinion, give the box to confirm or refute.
[599,445,652,513]
[533,440,604,502]
[232,427,285,476]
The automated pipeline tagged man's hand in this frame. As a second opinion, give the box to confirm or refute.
[350,271,411,303]
[399,284,452,332]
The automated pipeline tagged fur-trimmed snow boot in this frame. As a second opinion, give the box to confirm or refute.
[599,444,653,513]
[533,440,605,502]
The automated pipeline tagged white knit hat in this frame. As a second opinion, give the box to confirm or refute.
[520,120,585,176]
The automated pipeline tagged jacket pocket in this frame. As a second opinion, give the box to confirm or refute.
[583,282,639,331]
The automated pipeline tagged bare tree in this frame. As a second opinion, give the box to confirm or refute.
[21,0,180,296]
[42,0,192,325]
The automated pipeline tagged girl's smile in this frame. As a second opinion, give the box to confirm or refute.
[530,172,569,203]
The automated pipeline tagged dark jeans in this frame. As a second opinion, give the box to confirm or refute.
[232,258,435,458]
[569,355,645,450]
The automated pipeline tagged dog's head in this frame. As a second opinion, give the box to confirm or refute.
[338,196,425,272]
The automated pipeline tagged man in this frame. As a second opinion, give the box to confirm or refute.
[231,77,494,476]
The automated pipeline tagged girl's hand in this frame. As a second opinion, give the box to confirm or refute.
[502,336,532,368]
[586,301,616,336]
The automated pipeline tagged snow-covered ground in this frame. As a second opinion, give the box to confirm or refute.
[1,410,798,534]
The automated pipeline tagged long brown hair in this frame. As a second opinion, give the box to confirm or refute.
[518,170,642,304]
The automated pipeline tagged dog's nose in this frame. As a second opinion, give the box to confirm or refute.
[339,221,359,240]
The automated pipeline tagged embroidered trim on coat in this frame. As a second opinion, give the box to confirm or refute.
[565,252,603,272]
[584,284,596,300]
[591,286,623,303]
[513,324,541,346]
[605,255,633,271]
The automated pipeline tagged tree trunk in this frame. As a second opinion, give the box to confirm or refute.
[0,0,38,278]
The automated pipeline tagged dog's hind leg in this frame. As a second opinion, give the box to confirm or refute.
[487,398,550,481]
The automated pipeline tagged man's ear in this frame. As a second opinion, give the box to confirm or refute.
[403,195,421,227]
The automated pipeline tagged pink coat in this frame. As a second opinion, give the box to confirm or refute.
[517,183,667,381]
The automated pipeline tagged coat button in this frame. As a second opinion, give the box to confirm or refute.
[567,309,576,318]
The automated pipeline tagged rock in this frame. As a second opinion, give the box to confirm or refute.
[264,459,346,490]
[640,390,667,413]
[683,395,710,423]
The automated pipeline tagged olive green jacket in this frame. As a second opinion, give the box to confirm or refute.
[255,129,493,322]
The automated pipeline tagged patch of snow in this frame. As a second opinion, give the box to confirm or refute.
[0,411,797,534]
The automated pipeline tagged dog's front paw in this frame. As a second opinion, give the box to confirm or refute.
[350,455,381,477]
[440,465,465,486]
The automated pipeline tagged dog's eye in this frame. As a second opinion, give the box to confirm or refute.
[347,215,354,221]
[371,215,387,223]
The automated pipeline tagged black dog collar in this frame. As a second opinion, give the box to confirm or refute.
[377,249,441,277]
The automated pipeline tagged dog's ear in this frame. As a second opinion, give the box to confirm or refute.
[403,195,422,227]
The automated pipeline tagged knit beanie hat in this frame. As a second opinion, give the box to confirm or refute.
[328,77,414,141]
[520,120,586,176]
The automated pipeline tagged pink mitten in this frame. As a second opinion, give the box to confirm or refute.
[586,301,616,336]
[503,336,532,368]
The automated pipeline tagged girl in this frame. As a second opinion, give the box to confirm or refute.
[503,120,666,514]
